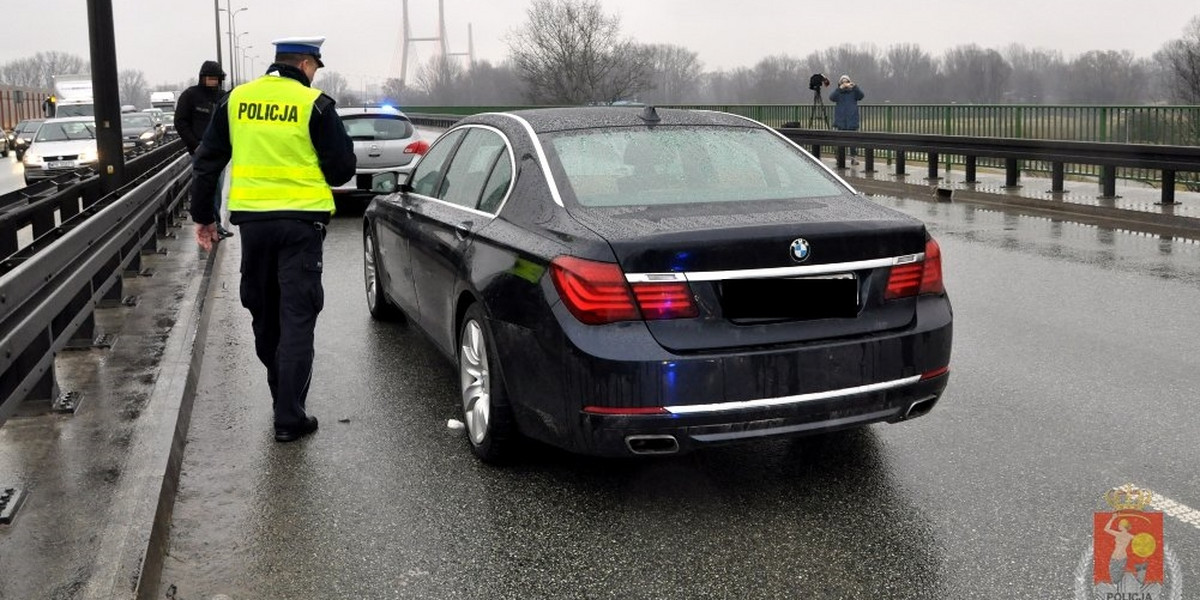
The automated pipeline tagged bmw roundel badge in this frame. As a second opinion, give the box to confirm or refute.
[790,238,811,263]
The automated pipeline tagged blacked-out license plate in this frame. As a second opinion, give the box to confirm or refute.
[721,274,858,319]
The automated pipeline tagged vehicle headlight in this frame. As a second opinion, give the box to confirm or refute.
[77,150,98,163]
[140,131,154,140]
[23,153,43,165]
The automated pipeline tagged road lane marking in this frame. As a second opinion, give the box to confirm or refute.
[1133,484,1200,531]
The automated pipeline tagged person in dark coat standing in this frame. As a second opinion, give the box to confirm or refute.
[829,74,865,164]
[176,60,234,238]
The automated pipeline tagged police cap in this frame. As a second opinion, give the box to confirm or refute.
[272,36,326,68]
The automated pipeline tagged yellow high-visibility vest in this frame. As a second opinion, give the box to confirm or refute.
[227,75,333,213]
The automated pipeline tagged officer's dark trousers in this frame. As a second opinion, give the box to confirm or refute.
[238,219,325,429]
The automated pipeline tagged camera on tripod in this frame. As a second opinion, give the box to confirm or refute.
[809,73,831,92]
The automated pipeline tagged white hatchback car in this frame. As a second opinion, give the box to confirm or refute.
[22,117,98,185]
[334,106,428,194]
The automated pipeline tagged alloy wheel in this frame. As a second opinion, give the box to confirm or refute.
[460,320,491,445]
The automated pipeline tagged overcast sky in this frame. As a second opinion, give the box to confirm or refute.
[5,0,1198,87]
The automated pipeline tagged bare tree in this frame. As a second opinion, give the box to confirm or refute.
[940,45,1012,103]
[118,69,148,107]
[882,44,939,102]
[641,44,703,104]
[460,60,526,105]
[1003,45,1064,103]
[507,0,651,104]
[380,78,407,104]
[1156,15,1200,104]
[0,51,89,90]
[696,68,755,103]
[315,71,350,101]
[746,54,813,103]
[415,55,466,104]
[1065,50,1151,104]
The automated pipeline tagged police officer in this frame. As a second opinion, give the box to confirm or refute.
[189,36,356,442]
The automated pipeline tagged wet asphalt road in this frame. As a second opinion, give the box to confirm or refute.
[157,196,1200,599]
[0,154,23,196]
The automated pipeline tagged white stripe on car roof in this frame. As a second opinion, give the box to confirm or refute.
[480,112,565,207]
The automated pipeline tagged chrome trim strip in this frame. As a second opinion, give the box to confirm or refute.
[664,375,923,415]
[404,123,518,219]
[482,112,565,208]
[625,253,923,283]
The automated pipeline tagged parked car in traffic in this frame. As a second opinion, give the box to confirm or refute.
[12,118,44,161]
[121,112,163,149]
[22,117,98,185]
[362,107,953,461]
[334,105,427,196]
[0,127,9,158]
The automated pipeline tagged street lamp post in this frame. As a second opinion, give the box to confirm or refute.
[235,32,250,84]
[219,3,247,86]
[212,0,222,71]
[240,45,254,84]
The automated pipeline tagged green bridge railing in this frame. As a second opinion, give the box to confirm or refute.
[404,104,1200,190]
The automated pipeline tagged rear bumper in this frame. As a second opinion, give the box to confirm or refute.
[579,373,947,456]
[493,295,952,457]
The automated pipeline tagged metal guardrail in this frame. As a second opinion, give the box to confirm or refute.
[406,113,462,130]
[0,140,192,424]
[779,128,1200,204]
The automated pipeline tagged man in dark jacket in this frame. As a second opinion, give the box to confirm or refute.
[176,60,234,238]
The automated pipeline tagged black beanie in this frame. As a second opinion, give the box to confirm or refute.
[199,61,226,79]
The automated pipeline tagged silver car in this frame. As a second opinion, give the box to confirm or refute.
[22,117,98,185]
[333,106,427,194]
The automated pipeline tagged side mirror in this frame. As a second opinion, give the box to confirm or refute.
[369,171,399,194]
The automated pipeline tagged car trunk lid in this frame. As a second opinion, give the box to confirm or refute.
[566,197,929,352]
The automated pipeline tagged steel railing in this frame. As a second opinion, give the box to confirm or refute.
[0,140,192,423]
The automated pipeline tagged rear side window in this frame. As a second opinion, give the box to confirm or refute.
[410,129,466,197]
[544,126,844,207]
[439,129,507,209]
[341,115,414,141]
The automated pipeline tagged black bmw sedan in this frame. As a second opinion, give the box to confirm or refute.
[363,107,952,461]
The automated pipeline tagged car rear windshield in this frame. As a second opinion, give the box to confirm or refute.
[17,121,43,134]
[36,121,96,142]
[341,115,414,141]
[122,115,153,128]
[543,126,845,208]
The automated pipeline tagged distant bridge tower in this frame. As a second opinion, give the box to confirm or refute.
[395,0,475,88]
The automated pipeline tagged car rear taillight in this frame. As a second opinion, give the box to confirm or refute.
[403,140,430,155]
[549,256,697,324]
[631,282,698,320]
[885,238,945,300]
[918,238,944,295]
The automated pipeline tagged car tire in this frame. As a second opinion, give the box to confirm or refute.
[459,303,518,463]
[363,227,403,322]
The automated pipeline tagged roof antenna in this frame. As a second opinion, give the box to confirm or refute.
[639,105,660,123]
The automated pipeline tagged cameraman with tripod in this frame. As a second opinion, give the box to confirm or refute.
[829,74,865,164]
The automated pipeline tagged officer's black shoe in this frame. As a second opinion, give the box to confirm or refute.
[274,416,319,443]
[216,225,235,239]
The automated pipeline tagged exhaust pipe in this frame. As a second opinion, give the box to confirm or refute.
[625,434,680,455]
[904,396,938,419]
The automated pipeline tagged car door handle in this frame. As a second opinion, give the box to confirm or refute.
[454,221,472,240]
